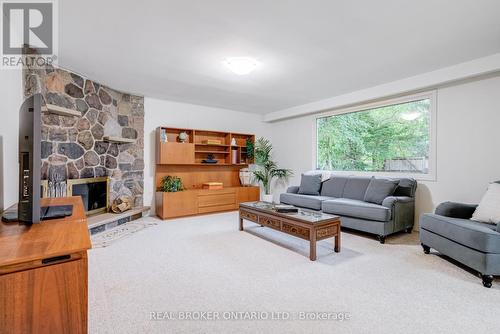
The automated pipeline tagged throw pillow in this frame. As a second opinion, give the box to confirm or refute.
[304,170,331,182]
[298,174,322,196]
[471,183,500,224]
[363,177,399,205]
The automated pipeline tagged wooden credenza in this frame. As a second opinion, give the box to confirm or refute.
[156,186,260,219]
[0,197,91,334]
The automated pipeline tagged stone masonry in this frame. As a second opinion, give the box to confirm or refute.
[23,66,144,207]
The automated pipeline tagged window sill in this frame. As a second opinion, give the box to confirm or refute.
[316,169,436,182]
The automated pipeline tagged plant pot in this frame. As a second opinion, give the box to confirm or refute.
[262,194,273,203]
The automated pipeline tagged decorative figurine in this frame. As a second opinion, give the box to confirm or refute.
[160,128,168,142]
[178,131,188,143]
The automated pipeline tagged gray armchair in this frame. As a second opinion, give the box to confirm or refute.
[420,201,500,288]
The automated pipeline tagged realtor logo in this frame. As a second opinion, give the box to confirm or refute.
[1,0,58,69]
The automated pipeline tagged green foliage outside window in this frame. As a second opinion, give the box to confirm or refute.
[317,99,430,173]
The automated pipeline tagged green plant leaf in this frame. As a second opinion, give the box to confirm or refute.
[252,137,293,194]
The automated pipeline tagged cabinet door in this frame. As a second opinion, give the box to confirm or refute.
[237,187,260,203]
[160,191,198,218]
[158,142,195,164]
[0,255,88,334]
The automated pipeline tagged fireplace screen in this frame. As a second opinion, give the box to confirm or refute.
[69,177,108,215]
[41,176,109,215]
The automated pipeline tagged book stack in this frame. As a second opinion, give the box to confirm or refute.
[274,205,298,213]
[202,182,224,190]
[202,139,222,145]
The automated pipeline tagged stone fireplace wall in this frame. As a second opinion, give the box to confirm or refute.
[23,66,144,207]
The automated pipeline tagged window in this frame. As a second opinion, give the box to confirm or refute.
[316,94,434,177]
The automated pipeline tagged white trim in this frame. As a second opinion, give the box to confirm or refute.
[312,91,437,181]
[264,52,500,122]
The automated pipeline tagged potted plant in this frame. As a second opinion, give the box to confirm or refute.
[246,137,254,162]
[253,137,292,202]
[159,175,184,192]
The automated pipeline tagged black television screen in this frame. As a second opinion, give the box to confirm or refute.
[17,94,42,223]
[0,94,73,224]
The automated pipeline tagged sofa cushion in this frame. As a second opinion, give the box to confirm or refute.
[298,174,322,196]
[320,176,348,198]
[280,193,332,211]
[322,198,391,222]
[471,183,500,224]
[304,170,331,182]
[342,176,372,201]
[364,177,399,204]
[393,178,417,197]
[420,213,500,253]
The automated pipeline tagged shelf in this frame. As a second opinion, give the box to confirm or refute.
[195,143,230,147]
[103,136,136,144]
[195,151,230,154]
[42,103,81,117]
[159,163,249,166]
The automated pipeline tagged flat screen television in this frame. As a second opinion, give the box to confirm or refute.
[1,94,72,224]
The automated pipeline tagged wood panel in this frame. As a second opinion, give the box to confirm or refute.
[156,191,198,219]
[198,193,236,208]
[198,204,237,214]
[0,254,88,334]
[158,142,195,164]
[237,186,260,203]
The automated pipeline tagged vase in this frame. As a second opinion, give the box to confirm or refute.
[239,168,252,186]
[232,149,238,164]
[262,194,273,203]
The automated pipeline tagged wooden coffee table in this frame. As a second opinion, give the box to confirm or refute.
[239,202,341,261]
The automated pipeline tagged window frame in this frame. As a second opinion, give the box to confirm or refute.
[312,91,437,181]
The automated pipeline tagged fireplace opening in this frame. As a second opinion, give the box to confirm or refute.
[70,178,108,215]
[42,176,109,215]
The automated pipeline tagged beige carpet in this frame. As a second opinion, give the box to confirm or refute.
[88,212,500,334]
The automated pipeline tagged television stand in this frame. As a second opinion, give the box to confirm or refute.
[0,197,90,333]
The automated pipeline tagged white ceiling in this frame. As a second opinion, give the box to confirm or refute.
[59,0,500,114]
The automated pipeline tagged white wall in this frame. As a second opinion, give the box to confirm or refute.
[270,74,500,227]
[143,97,270,211]
[0,70,22,212]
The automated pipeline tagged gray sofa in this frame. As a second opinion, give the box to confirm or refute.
[420,201,500,288]
[280,175,417,243]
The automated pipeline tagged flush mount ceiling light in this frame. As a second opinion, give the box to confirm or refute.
[223,57,260,75]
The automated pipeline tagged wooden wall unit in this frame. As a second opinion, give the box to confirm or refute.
[156,127,255,166]
[0,197,91,334]
[155,127,260,219]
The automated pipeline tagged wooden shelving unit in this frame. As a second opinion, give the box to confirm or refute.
[156,127,255,166]
[155,127,259,219]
